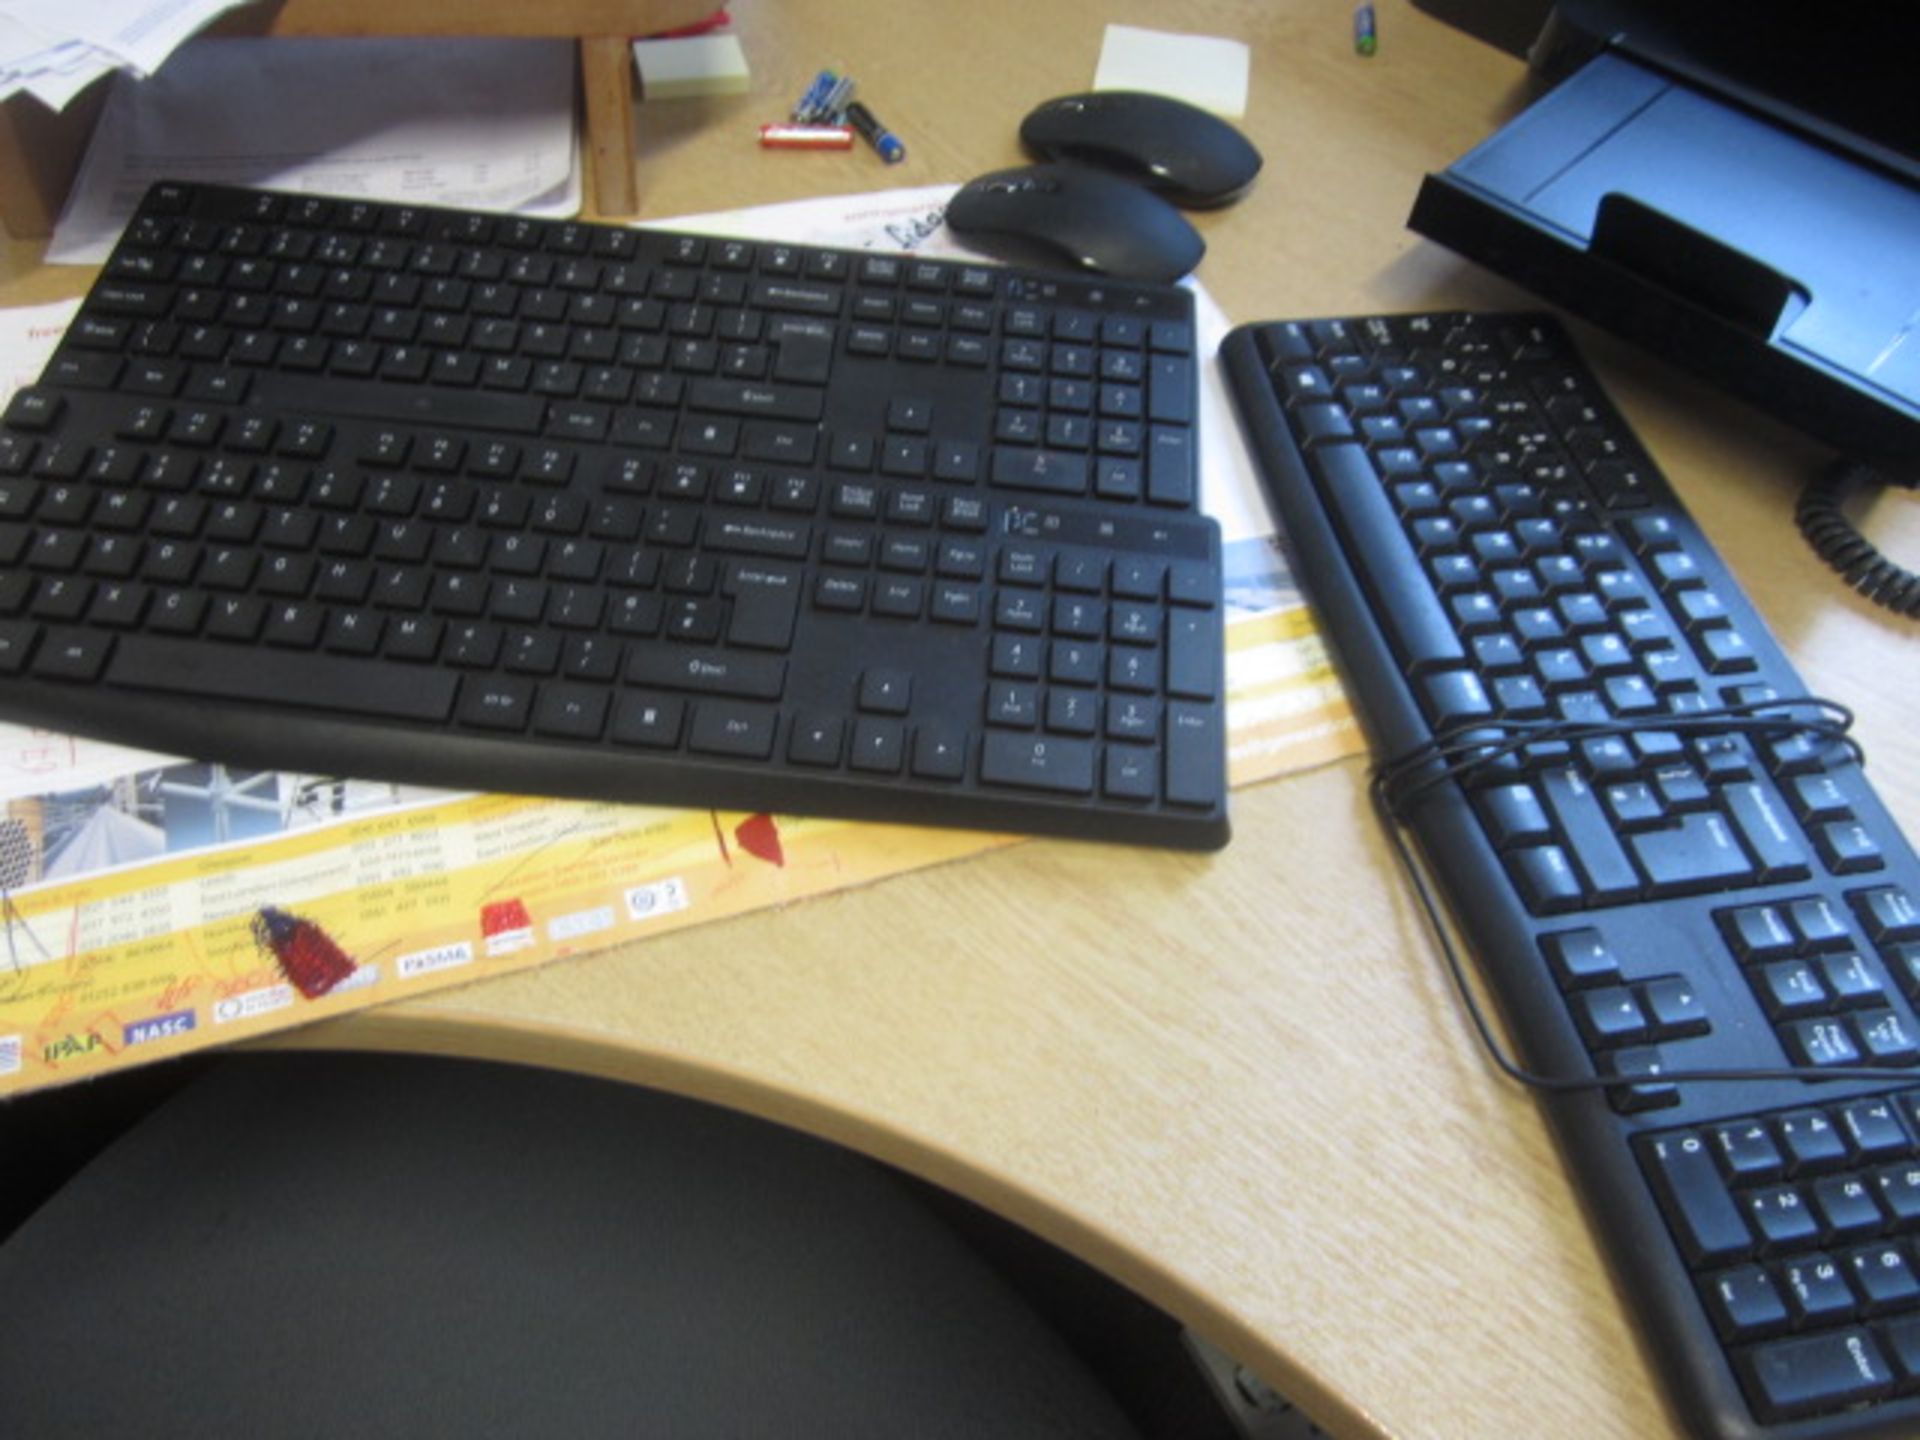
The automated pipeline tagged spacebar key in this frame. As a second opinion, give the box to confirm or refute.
[251,373,546,435]
[1310,442,1464,672]
[107,637,459,722]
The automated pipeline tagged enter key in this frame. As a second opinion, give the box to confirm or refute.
[1722,781,1813,884]
[725,561,804,650]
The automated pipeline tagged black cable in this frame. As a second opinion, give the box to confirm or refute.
[1796,457,1920,619]
[1374,698,1862,820]
[1372,700,1920,1095]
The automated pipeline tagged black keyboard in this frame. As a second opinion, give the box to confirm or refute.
[0,182,1229,849]
[1223,312,1920,1439]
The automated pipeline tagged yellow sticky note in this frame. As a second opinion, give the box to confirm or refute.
[633,33,751,100]
[1093,24,1250,119]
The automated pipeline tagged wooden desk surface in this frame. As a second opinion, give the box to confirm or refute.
[5,3,1916,1436]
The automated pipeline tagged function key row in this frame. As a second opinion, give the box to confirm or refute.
[131,184,1199,327]
[142,183,999,288]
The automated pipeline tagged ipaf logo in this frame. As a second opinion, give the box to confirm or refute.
[43,1030,106,1064]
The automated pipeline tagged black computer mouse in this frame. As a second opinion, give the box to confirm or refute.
[945,164,1204,284]
[1020,91,1263,209]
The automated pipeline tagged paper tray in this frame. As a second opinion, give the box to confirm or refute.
[1408,51,1920,464]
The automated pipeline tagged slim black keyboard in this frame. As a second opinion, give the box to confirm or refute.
[1223,312,1920,1439]
[0,182,1229,848]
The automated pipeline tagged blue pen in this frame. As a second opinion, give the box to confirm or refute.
[1354,3,1377,55]
[846,101,905,163]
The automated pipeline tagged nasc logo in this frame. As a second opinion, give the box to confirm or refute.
[124,1010,197,1047]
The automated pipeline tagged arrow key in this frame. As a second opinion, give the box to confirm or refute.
[1640,974,1712,1039]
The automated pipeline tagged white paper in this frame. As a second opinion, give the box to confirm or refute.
[1093,24,1251,119]
[654,185,1269,543]
[0,0,255,108]
[58,0,252,73]
[0,296,79,401]
[3,32,109,111]
[48,37,580,265]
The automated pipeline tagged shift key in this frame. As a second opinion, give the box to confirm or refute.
[626,647,785,699]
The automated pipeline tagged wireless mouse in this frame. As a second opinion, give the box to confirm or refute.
[1020,91,1263,209]
[944,164,1204,284]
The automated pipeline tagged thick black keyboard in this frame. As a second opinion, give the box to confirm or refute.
[1223,312,1920,1439]
[0,182,1229,848]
